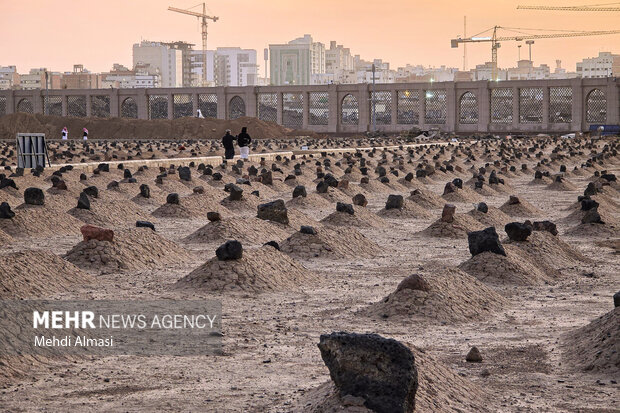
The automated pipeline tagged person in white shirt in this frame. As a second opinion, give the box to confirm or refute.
[83,128,88,141]
[61,127,68,140]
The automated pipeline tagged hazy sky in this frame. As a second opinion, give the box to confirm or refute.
[1,0,619,75]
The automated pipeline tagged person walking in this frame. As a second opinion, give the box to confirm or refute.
[82,128,88,141]
[222,129,236,160]
[61,126,68,140]
[237,127,252,160]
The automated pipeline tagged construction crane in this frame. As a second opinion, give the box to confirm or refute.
[451,26,620,81]
[169,3,219,86]
[517,2,620,12]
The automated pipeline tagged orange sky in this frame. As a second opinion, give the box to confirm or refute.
[1,0,619,75]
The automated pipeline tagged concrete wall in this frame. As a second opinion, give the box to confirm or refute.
[1,78,618,134]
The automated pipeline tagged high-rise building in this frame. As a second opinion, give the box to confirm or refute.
[213,47,258,86]
[577,52,620,78]
[0,66,19,90]
[162,41,196,87]
[61,64,100,89]
[269,34,325,85]
[325,41,353,74]
[133,41,183,87]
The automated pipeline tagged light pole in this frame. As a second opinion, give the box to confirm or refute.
[45,71,49,115]
[371,63,376,133]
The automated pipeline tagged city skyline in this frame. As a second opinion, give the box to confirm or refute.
[1,0,620,75]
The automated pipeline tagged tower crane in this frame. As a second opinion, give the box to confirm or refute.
[517,3,620,12]
[169,3,219,86]
[451,26,620,81]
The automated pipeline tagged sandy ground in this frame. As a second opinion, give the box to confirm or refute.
[0,137,618,412]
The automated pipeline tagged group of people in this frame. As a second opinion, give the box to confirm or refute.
[61,127,89,141]
[222,127,252,160]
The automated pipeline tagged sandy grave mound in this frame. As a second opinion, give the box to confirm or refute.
[499,197,543,217]
[473,185,499,197]
[408,188,445,209]
[285,207,323,230]
[378,200,434,219]
[0,250,94,299]
[220,193,261,213]
[364,264,506,323]
[488,182,515,194]
[528,177,553,186]
[69,197,151,227]
[296,346,494,413]
[281,226,379,259]
[561,204,618,226]
[320,206,388,229]
[184,216,291,245]
[458,245,552,286]
[286,193,333,210]
[64,227,192,273]
[421,213,484,239]
[317,188,353,204]
[442,187,482,203]
[468,207,512,227]
[505,231,590,270]
[563,307,619,374]
[151,202,195,219]
[545,180,579,191]
[360,179,394,193]
[565,222,620,237]
[0,204,82,238]
[175,245,316,292]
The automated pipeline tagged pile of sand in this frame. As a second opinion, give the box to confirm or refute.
[545,180,578,191]
[377,200,434,219]
[364,265,506,323]
[563,307,619,374]
[0,250,94,299]
[286,193,333,210]
[0,112,299,140]
[184,217,291,245]
[69,198,151,227]
[281,226,379,259]
[175,245,317,292]
[320,206,388,229]
[151,203,195,219]
[442,187,482,203]
[220,194,261,213]
[0,228,14,246]
[408,189,445,209]
[421,214,484,239]
[468,207,512,227]
[0,205,82,238]
[458,245,552,286]
[63,227,192,273]
[499,197,543,217]
[505,231,589,270]
[295,347,494,412]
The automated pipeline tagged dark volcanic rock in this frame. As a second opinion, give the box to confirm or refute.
[215,240,243,261]
[385,194,404,210]
[467,227,506,257]
[166,193,180,205]
[24,187,45,206]
[0,202,15,219]
[207,211,221,222]
[300,225,317,235]
[477,202,489,213]
[318,332,418,413]
[136,220,155,231]
[292,185,307,198]
[257,199,289,225]
[77,192,90,210]
[352,193,368,207]
[505,222,532,241]
[532,220,558,236]
[336,202,355,216]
